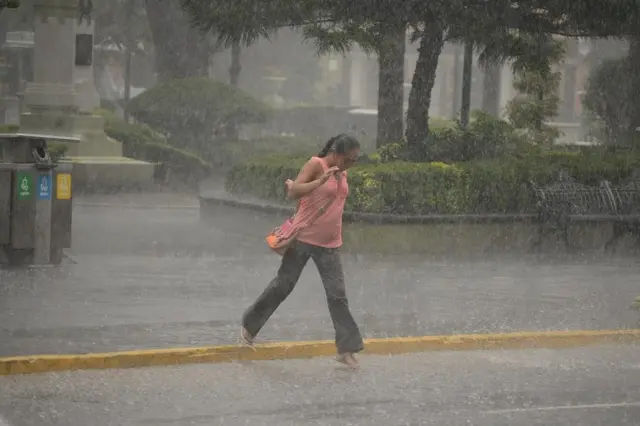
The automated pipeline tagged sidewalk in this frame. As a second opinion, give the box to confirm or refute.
[74,191,199,209]
[1,344,638,425]
[1,201,639,358]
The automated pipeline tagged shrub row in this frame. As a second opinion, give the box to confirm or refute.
[378,111,532,164]
[128,77,269,158]
[226,150,640,215]
[98,110,214,184]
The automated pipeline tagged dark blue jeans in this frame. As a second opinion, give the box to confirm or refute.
[242,241,364,354]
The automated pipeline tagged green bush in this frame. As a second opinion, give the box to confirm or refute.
[378,112,526,163]
[128,77,269,158]
[0,124,19,133]
[583,58,640,147]
[227,156,468,214]
[458,160,534,214]
[214,136,322,171]
[97,110,214,184]
[346,161,470,214]
[48,143,69,162]
[226,154,306,201]
[226,149,640,215]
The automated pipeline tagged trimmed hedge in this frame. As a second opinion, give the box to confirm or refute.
[214,136,322,171]
[227,156,509,214]
[379,111,530,164]
[226,149,640,215]
[226,154,307,201]
[97,109,214,184]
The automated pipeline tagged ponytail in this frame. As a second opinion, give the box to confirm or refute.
[318,134,360,158]
[318,136,339,158]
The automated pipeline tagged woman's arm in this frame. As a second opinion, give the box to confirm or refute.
[286,159,339,200]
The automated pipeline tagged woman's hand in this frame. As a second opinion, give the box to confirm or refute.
[287,161,339,200]
[318,166,341,184]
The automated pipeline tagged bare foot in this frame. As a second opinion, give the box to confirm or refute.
[336,353,360,370]
[240,327,257,351]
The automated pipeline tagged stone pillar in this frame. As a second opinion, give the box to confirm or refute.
[21,0,123,157]
[74,16,100,113]
[68,0,123,157]
[21,0,79,137]
[65,4,125,158]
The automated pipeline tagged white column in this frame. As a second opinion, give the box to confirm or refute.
[349,50,364,107]
[498,62,515,118]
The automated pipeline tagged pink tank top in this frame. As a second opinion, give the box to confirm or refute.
[294,157,348,248]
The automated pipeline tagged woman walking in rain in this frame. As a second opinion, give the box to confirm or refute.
[241,134,364,370]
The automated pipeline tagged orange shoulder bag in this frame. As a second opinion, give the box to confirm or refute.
[265,196,335,256]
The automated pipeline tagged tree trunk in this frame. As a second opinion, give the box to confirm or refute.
[376,24,406,148]
[481,61,501,116]
[145,0,211,81]
[225,42,242,139]
[405,24,444,153]
[229,41,241,86]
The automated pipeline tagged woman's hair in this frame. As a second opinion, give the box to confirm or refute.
[317,134,360,158]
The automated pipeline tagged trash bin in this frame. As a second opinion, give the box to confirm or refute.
[0,133,78,266]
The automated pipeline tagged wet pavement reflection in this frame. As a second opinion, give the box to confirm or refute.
[1,345,639,425]
[0,202,637,357]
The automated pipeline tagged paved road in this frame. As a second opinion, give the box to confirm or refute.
[0,201,638,357]
[1,344,639,425]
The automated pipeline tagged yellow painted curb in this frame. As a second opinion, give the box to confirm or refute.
[1,329,639,376]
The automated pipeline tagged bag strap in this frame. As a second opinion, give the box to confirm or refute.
[302,196,336,228]
[290,170,342,227]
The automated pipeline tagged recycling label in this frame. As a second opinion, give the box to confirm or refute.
[38,174,51,200]
[16,172,33,200]
[56,173,72,200]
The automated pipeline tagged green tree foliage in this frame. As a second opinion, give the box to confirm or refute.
[303,19,406,148]
[181,0,640,157]
[128,77,269,158]
[145,0,219,80]
[583,54,640,147]
[180,0,409,147]
[499,35,564,145]
[404,2,569,150]
[380,111,527,163]
[507,68,561,145]
[94,0,151,54]
[404,0,640,154]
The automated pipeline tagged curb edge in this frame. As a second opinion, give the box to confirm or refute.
[2,329,638,376]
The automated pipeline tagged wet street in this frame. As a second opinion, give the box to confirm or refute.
[0,197,640,425]
[1,344,639,425]
[0,199,639,356]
